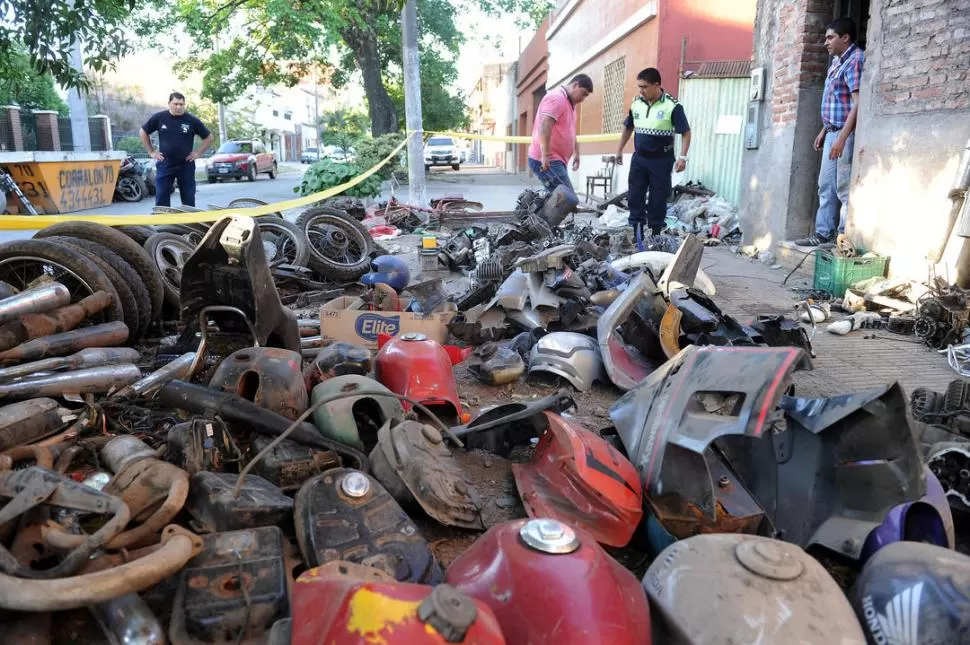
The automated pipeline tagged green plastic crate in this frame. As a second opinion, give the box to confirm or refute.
[813,251,888,296]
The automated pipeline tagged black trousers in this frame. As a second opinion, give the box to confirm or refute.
[627,154,675,228]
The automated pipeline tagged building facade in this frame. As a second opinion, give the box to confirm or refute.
[739,0,970,279]
[469,63,517,170]
[517,0,756,192]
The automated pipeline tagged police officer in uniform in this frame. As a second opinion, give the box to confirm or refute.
[616,68,692,241]
[139,92,213,208]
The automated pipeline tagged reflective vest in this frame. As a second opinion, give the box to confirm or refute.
[630,93,679,137]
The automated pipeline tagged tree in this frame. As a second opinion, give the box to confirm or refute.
[0,53,68,114]
[0,0,136,91]
[139,0,551,136]
[385,47,469,132]
[319,109,369,152]
[185,92,261,145]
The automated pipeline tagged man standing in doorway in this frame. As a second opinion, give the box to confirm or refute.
[139,92,213,208]
[794,17,864,247]
[528,74,594,210]
[616,68,691,242]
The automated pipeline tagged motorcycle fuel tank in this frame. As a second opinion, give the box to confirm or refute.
[209,347,308,421]
[374,333,465,424]
[445,519,651,645]
[512,412,642,547]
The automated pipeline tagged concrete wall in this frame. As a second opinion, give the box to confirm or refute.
[740,0,832,248]
[848,0,970,278]
[658,0,758,96]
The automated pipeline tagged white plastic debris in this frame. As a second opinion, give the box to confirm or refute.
[827,311,881,335]
[598,204,628,228]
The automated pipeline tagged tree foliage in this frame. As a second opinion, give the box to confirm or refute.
[297,159,384,199]
[0,52,69,114]
[319,109,370,152]
[0,0,135,91]
[140,0,551,136]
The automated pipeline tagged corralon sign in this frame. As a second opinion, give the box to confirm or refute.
[1,157,122,214]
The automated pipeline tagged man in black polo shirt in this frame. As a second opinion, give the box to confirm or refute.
[139,92,213,207]
[615,68,692,244]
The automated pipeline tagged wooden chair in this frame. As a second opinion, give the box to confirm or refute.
[586,155,616,201]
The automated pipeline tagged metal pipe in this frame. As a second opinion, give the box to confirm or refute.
[110,352,196,400]
[0,364,142,400]
[0,284,70,326]
[929,138,970,264]
[0,291,114,353]
[0,347,141,383]
[300,335,324,349]
[90,592,166,645]
[0,321,130,363]
[0,526,202,611]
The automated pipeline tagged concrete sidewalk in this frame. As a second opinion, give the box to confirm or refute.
[703,245,956,398]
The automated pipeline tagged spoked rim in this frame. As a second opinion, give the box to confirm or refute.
[257,222,301,267]
[0,256,105,322]
[304,215,369,268]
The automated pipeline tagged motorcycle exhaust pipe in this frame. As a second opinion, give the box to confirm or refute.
[0,321,130,363]
[110,351,196,400]
[0,364,141,400]
[0,284,70,326]
[0,291,114,353]
[0,347,140,383]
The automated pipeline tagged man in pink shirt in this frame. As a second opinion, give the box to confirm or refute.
[528,74,593,210]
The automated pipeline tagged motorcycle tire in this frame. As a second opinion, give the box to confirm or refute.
[257,218,311,268]
[43,236,152,340]
[34,222,165,322]
[0,239,124,325]
[144,232,197,310]
[115,176,146,202]
[295,207,374,282]
[117,226,156,246]
[42,236,140,336]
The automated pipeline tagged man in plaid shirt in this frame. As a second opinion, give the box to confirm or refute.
[795,18,864,247]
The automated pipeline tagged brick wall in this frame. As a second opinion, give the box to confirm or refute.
[876,0,970,114]
[769,0,832,127]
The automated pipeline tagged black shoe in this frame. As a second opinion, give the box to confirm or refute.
[793,233,833,247]
[650,225,663,236]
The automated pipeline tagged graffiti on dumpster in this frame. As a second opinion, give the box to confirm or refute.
[57,165,114,212]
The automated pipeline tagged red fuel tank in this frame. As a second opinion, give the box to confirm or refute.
[512,412,643,547]
[374,333,466,424]
[291,567,506,645]
[445,519,651,645]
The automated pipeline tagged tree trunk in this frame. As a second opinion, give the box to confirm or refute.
[341,25,398,137]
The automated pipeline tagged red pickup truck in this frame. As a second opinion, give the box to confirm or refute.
[205,140,278,183]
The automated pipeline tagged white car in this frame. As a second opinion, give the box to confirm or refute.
[424,136,461,171]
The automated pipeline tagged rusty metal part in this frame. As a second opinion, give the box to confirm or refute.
[301,560,396,583]
[1,444,58,469]
[295,469,444,584]
[0,363,141,400]
[178,216,301,353]
[170,526,290,645]
[0,291,113,353]
[0,398,72,450]
[645,534,866,645]
[208,347,308,420]
[186,471,294,533]
[512,412,643,547]
[110,351,196,400]
[0,611,52,644]
[158,379,369,471]
[0,321,130,363]
[168,418,242,475]
[45,458,190,550]
[90,593,166,645]
[102,435,156,473]
[0,283,70,325]
[0,347,141,383]
[0,525,203,611]
[0,467,131,578]
[0,455,11,470]
[303,341,372,392]
[659,303,682,358]
[251,436,340,491]
[370,420,484,530]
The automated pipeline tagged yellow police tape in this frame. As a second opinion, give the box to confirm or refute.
[0,128,621,229]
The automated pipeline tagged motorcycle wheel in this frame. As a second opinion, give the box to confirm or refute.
[116,176,146,202]
[295,207,374,281]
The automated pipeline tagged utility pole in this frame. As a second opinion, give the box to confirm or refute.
[215,36,228,144]
[66,0,91,152]
[401,0,427,206]
[313,67,321,162]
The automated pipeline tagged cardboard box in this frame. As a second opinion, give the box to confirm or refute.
[319,307,455,349]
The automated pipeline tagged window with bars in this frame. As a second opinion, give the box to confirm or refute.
[602,57,626,133]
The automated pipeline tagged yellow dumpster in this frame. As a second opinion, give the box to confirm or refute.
[0,152,126,214]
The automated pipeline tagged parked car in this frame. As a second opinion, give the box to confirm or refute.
[301,147,320,164]
[206,140,277,182]
[325,145,355,164]
[424,136,460,171]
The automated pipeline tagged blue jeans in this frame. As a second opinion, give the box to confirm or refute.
[814,130,854,239]
[155,160,197,207]
[527,158,578,208]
